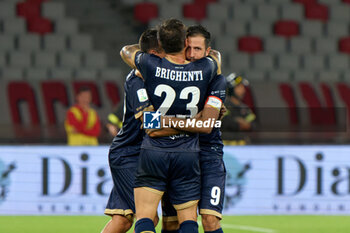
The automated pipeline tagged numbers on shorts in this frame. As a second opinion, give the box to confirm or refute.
[154,84,200,116]
[210,186,221,206]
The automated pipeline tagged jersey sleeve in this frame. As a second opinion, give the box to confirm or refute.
[134,51,151,80]
[205,74,226,110]
[127,76,152,119]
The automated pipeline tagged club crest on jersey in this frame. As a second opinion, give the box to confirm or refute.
[143,111,161,129]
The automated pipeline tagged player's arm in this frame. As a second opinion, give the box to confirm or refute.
[120,44,140,69]
[208,49,222,75]
[145,128,184,137]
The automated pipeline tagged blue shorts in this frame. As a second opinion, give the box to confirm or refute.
[134,149,200,209]
[104,150,139,218]
[199,148,226,219]
[162,146,226,220]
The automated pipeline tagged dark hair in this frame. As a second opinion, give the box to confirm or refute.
[139,28,161,53]
[186,25,211,49]
[158,18,186,54]
[77,86,91,94]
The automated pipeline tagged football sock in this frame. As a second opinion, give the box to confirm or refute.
[135,218,155,233]
[205,228,224,233]
[179,220,198,233]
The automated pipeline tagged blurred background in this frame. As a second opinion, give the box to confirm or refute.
[0,0,349,145]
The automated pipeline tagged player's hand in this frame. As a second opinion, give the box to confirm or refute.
[219,104,227,120]
[106,123,118,137]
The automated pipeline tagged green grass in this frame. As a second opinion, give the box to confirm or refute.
[0,215,349,233]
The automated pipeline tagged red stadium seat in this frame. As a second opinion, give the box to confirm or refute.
[183,3,206,21]
[339,37,350,54]
[305,4,328,21]
[320,83,336,125]
[28,0,48,3]
[27,17,53,35]
[238,36,263,54]
[343,0,350,4]
[337,83,350,124]
[73,81,101,107]
[279,83,298,125]
[7,81,40,125]
[134,2,158,24]
[299,82,335,125]
[105,82,121,107]
[17,1,41,20]
[274,20,299,38]
[41,81,69,125]
[194,0,217,5]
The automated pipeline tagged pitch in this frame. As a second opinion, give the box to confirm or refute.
[0,215,349,233]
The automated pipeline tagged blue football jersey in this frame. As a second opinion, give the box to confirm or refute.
[135,52,219,152]
[199,74,226,150]
[109,70,151,155]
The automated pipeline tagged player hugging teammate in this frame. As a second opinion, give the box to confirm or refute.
[101,19,227,233]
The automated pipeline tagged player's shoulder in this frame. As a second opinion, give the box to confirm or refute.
[125,70,144,87]
[135,51,161,63]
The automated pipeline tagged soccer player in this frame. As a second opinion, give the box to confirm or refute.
[160,25,227,233]
[120,19,220,233]
[101,28,165,233]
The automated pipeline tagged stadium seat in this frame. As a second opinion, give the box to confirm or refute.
[249,21,272,37]
[9,51,32,68]
[59,52,82,68]
[68,34,93,51]
[229,53,251,71]
[243,70,266,81]
[274,20,299,38]
[0,35,15,51]
[73,81,101,107]
[7,81,40,125]
[214,36,236,53]
[293,71,315,80]
[238,36,263,54]
[158,3,182,19]
[264,37,287,53]
[34,51,57,68]
[27,17,53,35]
[279,83,299,125]
[41,81,69,125]
[55,18,78,35]
[330,4,350,21]
[75,69,98,80]
[183,3,206,21]
[305,3,329,21]
[105,81,121,106]
[257,5,279,22]
[339,37,350,54]
[3,18,26,34]
[134,2,158,24]
[303,55,325,71]
[343,0,350,3]
[268,70,292,82]
[26,68,48,80]
[207,3,229,21]
[0,2,16,19]
[100,68,123,80]
[1,68,24,80]
[18,34,41,51]
[252,54,275,70]
[281,4,304,21]
[232,4,254,20]
[83,51,107,68]
[301,21,324,37]
[336,83,350,120]
[325,22,349,37]
[328,54,349,70]
[278,54,301,70]
[42,2,65,20]
[317,71,340,81]
[290,37,312,54]
[16,1,41,20]
[194,0,217,4]
[50,68,73,79]
[319,0,341,4]
[200,19,224,37]
[293,0,317,5]
[315,38,337,54]
[0,54,6,67]
[43,34,67,51]
[225,20,248,37]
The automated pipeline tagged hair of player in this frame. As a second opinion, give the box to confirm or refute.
[77,86,91,94]
[157,18,186,54]
[139,28,162,53]
[186,25,211,49]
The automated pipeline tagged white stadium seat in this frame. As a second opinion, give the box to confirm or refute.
[34,52,57,68]
[281,4,304,21]
[50,68,73,79]
[325,22,349,37]
[257,5,279,22]
[207,3,230,21]
[330,5,350,21]
[0,35,15,51]
[1,67,24,80]
[293,71,315,81]
[43,34,67,51]
[9,51,32,68]
[264,37,287,53]
[75,69,98,80]
[0,2,16,19]
[0,53,6,67]
[200,19,224,37]
[3,18,26,35]
[69,34,93,51]
[26,68,49,80]
[158,3,182,19]
[290,37,312,54]
[232,5,254,21]
[252,54,275,70]
[277,54,301,70]
[303,55,326,71]
[42,2,65,20]
[55,18,78,35]
[268,70,291,82]
[18,34,41,52]
[229,53,251,71]
[301,21,324,38]
[100,68,124,80]
[315,38,337,54]
[328,54,349,71]
[83,51,107,69]
[214,36,237,52]
[59,52,82,68]
[317,71,341,81]
[225,20,248,37]
[249,21,272,37]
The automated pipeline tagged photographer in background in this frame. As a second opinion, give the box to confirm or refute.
[221,73,256,145]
